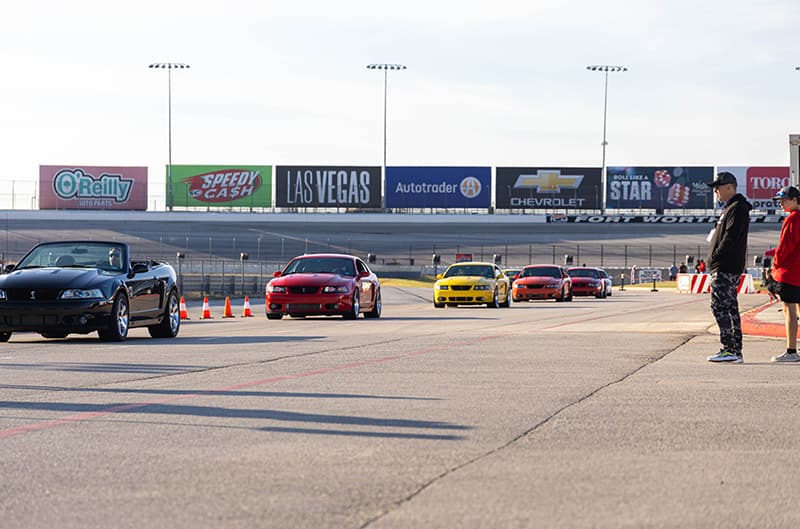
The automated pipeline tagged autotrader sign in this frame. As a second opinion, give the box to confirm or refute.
[275,165,381,208]
[385,166,491,209]
[172,165,272,207]
[39,165,147,210]
[496,167,601,210]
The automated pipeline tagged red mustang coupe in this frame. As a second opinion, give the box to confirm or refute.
[265,254,381,320]
[567,267,612,298]
[511,264,573,302]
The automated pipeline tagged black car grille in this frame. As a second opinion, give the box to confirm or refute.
[288,286,320,294]
[5,288,62,301]
[450,285,472,291]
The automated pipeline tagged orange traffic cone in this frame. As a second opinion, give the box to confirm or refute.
[242,296,254,317]
[200,297,213,319]
[179,296,190,320]
[222,296,236,318]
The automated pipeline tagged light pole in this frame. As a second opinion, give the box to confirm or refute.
[587,65,627,213]
[367,63,406,209]
[149,62,190,211]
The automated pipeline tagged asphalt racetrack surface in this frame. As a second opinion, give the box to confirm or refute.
[2,286,798,529]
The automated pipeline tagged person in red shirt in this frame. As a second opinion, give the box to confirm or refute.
[770,185,800,362]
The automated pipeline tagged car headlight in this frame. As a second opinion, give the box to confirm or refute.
[322,285,349,293]
[545,282,560,288]
[60,289,103,300]
[436,284,449,290]
[0,289,6,300]
[266,284,286,293]
[473,285,492,291]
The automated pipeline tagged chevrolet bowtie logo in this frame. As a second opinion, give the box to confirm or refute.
[513,170,583,193]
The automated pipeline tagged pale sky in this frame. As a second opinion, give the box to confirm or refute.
[2,0,799,208]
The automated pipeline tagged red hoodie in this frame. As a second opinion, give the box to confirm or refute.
[772,209,800,287]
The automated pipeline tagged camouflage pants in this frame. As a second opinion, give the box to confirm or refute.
[710,272,742,354]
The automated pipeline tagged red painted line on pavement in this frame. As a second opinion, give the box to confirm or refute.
[0,336,502,441]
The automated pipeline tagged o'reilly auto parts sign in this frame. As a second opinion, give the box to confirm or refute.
[385,166,491,209]
[172,165,272,207]
[39,165,147,210]
[275,166,381,208]
[496,167,601,210]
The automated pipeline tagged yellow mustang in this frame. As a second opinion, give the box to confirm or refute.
[433,262,511,308]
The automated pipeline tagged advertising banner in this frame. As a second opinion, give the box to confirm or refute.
[496,167,601,210]
[39,165,148,210]
[274,166,381,208]
[718,166,789,210]
[606,166,715,210]
[171,165,272,207]
[385,166,491,209]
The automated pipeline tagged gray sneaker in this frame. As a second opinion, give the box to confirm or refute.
[707,350,743,363]
[771,352,800,363]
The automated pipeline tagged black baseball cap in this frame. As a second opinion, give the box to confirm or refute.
[707,171,737,187]
[774,185,800,200]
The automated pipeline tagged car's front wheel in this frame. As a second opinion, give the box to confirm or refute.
[148,289,180,338]
[98,293,129,342]
[364,288,382,318]
[487,289,500,308]
[40,331,68,339]
[266,313,283,320]
[0,332,11,343]
[343,291,360,319]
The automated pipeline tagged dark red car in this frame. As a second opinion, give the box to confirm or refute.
[567,267,612,298]
[265,254,381,320]
[511,264,573,302]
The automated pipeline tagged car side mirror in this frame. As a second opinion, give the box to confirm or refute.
[273,271,282,278]
[3,263,15,274]
[436,273,443,280]
[359,270,370,277]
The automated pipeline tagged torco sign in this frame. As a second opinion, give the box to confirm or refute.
[718,166,789,210]
[274,166,381,208]
[385,166,491,209]
[496,167,601,210]
[171,165,272,207]
[39,165,147,210]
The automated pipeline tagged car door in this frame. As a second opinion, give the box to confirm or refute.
[126,262,160,321]
[355,259,375,309]
[494,265,508,299]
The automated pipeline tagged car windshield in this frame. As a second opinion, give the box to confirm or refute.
[568,269,599,278]
[522,267,561,278]
[16,242,126,272]
[444,265,494,279]
[283,257,356,277]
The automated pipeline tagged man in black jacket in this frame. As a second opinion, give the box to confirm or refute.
[705,171,752,363]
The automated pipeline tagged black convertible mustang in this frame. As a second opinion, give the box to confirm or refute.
[0,241,180,342]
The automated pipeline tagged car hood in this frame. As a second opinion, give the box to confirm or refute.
[271,273,353,287]
[516,276,561,285]
[437,276,494,286]
[0,267,117,290]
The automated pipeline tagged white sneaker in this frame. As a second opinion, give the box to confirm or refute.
[771,352,800,363]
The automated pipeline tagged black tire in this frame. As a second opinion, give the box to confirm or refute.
[364,289,382,318]
[98,293,129,342]
[556,287,565,302]
[487,289,500,308]
[40,331,68,339]
[566,288,574,302]
[148,289,180,338]
[500,289,511,308]
[343,291,360,319]
[0,332,11,343]
[434,302,445,308]
[266,313,283,320]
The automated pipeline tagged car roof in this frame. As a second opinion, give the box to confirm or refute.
[449,261,496,267]
[292,253,359,260]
